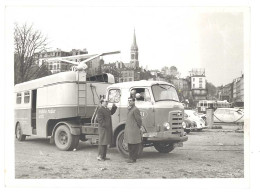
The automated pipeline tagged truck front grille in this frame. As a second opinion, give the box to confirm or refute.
[169,110,183,130]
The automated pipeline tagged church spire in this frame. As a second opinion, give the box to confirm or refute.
[130,29,139,69]
[131,29,138,50]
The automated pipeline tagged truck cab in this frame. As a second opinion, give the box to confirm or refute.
[106,80,188,156]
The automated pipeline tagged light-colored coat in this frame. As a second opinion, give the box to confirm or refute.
[124,105,142,144]
[97,105,117,145]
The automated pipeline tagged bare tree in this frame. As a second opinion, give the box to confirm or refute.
[14,23,51,84]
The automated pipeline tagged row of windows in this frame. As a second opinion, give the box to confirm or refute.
[48,61,61,65]
[192,78,203,82]
[40,52,69,58]
[49,65,73,70]
[119,77,133,82]
[49,65,60,70]
[121,72,134,77]
[16,91,30,104]
[192,84,203,88]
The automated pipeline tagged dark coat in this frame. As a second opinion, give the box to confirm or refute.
[124,105,142,144]
[96,105,117,145]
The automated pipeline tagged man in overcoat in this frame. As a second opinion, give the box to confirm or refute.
[124,97,142,163]
[96,99,117,161]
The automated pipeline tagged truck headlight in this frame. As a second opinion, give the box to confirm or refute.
[182,121,186,129]
[163,122,170,130]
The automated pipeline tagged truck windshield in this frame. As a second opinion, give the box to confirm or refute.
[152,84,179,102]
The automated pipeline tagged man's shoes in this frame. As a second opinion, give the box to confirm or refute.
[126,159,136,163]
[97,156,105,161]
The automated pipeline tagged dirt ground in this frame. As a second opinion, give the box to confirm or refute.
[15,127,244,179]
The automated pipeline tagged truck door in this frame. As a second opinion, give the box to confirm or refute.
[107,88,121,129]
[133,88,155,132]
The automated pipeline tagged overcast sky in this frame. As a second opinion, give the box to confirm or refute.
[7,5,249,86]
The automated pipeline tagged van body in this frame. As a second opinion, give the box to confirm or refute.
[106,80,188,155]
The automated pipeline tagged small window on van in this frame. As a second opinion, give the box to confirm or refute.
[24,91,30,103]
[16,93,22,104]
[132,88,151,102]
[108,89,120,103]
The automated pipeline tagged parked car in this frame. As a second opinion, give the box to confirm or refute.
[214,108,244,123]
[183,110,206,131]
[182,118,196,134]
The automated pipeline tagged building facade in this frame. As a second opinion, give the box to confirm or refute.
[233,74,244,106]
[189,68,207,104]
[219,83,233,102]
[216,74,244,107]
[86,57,102,76]
[119,69,135,82]
[35,48,88,74]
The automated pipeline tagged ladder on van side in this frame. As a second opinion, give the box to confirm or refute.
[77,71,87,116]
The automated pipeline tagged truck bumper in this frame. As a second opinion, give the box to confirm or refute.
[143,131,188,142]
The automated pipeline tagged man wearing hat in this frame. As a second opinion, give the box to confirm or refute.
[96,98,117,161]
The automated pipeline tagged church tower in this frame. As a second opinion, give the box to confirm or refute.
[130,29,139,69]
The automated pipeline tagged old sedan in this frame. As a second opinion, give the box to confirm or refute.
[182,118,196,134]
[184,110,206,131]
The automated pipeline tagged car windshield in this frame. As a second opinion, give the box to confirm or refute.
[152,84,179,102]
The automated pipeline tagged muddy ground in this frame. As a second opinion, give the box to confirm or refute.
[15,126,244,179]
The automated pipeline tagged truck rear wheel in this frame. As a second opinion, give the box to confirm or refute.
[154,143,174,153]
[16,123,26,141]
[54,125,79,151]
[116,130,143,158]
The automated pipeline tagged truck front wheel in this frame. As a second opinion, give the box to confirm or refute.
[116,130,143,158]
[154,143,174,153]
[54,125,79,151]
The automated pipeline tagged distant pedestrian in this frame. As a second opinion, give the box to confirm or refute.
[124,97,142,163]
[96,98,117,161]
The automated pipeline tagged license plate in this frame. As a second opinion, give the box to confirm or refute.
[175,142,183,147]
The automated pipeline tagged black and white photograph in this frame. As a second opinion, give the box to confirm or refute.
[2,0,259,193]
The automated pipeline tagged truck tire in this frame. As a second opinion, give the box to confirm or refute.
[54,125,79,151]
[116,130,143,158]
[154,143,174,153]
[16,122,26,141]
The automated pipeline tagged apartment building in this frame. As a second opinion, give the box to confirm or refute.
[189,68,207,103]
[35,48,88,74]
